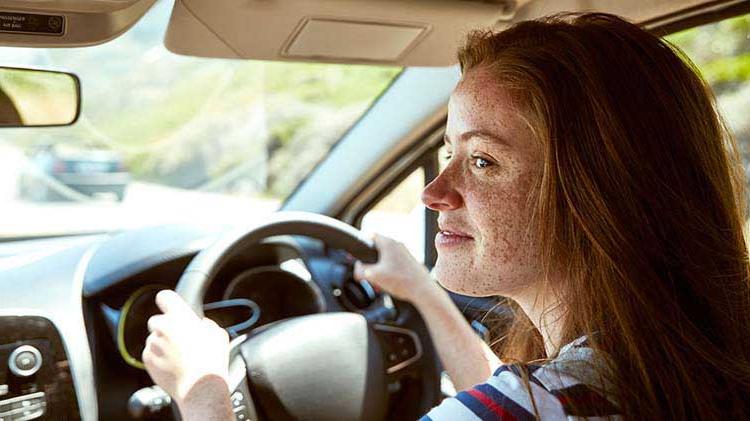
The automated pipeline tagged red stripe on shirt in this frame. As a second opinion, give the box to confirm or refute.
[467,388,520,421]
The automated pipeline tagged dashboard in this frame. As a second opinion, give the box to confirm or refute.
[0,224,401,420]
[102,252,331,373]
[0,222,501,420]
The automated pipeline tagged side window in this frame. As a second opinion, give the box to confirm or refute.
[360,168,426,262]
[666,13,750,192]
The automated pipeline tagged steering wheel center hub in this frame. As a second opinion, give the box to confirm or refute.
[239,312,388,421]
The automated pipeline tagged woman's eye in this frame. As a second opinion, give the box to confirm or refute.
[472,157,492,169]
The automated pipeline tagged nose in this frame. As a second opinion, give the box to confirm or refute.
[421,170,463,211]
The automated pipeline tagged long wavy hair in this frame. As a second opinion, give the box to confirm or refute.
[459,12,750,419]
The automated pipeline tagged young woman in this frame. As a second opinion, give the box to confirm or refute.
[143,12,750,420]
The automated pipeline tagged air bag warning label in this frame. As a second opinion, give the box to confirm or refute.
[0,12,64,36]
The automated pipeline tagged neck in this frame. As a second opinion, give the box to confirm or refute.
[512,286,564,357]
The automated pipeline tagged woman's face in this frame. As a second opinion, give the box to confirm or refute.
[422,67,542,297]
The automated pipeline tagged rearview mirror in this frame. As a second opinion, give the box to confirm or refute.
[0,66,80,127]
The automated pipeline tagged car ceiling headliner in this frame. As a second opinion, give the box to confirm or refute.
[0,0,746,66]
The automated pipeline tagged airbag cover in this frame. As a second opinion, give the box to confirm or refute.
[240,312,387,421]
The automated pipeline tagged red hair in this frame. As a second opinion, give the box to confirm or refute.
[460,13,750,419]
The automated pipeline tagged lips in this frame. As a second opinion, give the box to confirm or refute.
[435,227,473,248]
[437,222,473,239]
[438,229,473,238]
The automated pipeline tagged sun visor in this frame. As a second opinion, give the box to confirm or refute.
[165,0,525,66]
[0,0,157,47]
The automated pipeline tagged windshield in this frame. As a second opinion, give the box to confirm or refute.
[0,1,401,238]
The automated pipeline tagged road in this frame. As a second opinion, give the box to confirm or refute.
[0,143,279,238]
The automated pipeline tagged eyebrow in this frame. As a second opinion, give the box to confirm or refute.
[443,130,509,146]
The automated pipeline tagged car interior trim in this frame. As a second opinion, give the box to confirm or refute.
[223,263,328,314]
[82,225,220,297]
[644,0,750,35]
[0,0,157,48]
[116,284,163,370]
[68,242,98,420]
[373,323,424,375]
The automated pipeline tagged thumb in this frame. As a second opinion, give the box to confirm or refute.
[155,289,199,321]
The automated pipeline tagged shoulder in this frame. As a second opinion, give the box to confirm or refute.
[420,338,621,420]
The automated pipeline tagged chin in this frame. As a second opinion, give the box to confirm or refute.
[433,256,531,298]
[433,257,498,297]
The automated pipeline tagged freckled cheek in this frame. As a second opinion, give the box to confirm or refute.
[464,183,532,262]
[464,177,528,223]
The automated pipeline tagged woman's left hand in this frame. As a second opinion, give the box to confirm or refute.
[142,290,231,406]
[354,233,436,303]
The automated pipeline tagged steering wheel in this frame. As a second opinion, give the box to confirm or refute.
[174,211,442,421]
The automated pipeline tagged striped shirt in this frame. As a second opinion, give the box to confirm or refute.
[420,336,621,420]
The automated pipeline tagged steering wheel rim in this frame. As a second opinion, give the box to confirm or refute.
[173,211,442,420]
[176,211,378,317]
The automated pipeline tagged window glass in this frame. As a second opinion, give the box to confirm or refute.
[666,13,750,188]
[0,0,401,238]
[361,169,425,262]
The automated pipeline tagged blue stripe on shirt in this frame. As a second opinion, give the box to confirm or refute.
[474,383,536,421]
[455,389,503,420]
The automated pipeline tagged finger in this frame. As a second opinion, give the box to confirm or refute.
[373,232,391,242]
[353,261,373,280]
[155,289,199,321]
[372,233,396,251]
[202,318,229,341]
[147,314,167,334]
[149,314,185,340]
[202,317,224,333]
[371,232,382,246]
[141,344,152,366]
[361,232,377,253]
[143,333,166,359]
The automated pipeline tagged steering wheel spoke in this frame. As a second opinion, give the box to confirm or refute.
[227,351,259,421]
[373,324,423,376]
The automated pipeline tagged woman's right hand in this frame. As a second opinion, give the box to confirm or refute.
[353,233,437,303]
[142,290,230,406]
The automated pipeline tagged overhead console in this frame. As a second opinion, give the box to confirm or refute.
[0,0,156,47]
[0,316,79,420]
